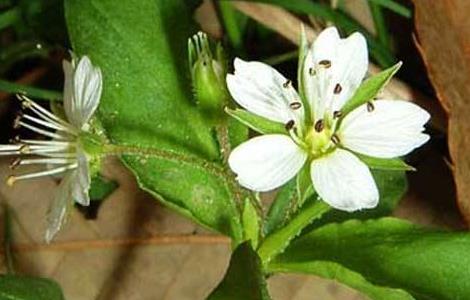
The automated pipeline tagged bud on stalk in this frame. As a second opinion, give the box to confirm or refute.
[188,32,230,123]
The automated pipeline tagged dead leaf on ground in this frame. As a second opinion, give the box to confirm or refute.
[413,0,470,223]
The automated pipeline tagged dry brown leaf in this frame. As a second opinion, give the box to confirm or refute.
[413,0,470,223]
[231,2,447,132]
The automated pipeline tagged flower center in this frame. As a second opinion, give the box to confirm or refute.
[304,121,338,158]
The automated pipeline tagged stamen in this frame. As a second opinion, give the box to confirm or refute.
[333,83,342,94]
[34,151,76,158]
[285,120,295,131]
[20,139,73,147]
[18,121,68,140]
[18,95,75,132]
[13,114,22,129]
[0,144,22,151]
[367,101,375,112]
[9,158,21,170]
[283,80,292,88]
[331,134,340,145]
[309,68,316,76]
[9,136,21,144]
[318,60,332,68]
[333,111,343,119]
[314,119,324,132]
[18,158,75,165]
[22,114,73,133]
[20,145,30,154]
[6,163,77,185]
[289,102,302,110]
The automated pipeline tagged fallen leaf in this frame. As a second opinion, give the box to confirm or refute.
[413,0,470,223]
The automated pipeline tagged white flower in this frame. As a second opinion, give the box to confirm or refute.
[0,55,103,242]
[226,27,430,212]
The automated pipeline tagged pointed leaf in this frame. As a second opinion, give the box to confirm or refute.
[242,198,261,248]
[207,242,271,300]
[0,275,65,300]
[273,217,470,300]
[264,179,296,236]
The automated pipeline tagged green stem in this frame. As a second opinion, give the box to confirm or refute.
[215,124,231,163]
[369,2,391,49]
[0,79,63,101]
[0,7,20,30]
[263,50,298,66]
[217,1,246,54]
[3,204,14,274]
[257,200,330,265]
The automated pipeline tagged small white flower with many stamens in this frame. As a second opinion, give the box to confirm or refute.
[226,27,430,212]
[0,55,103,242]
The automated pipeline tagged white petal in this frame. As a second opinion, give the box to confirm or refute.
[227,58,303,126]
[62,59,74,120]
[338,100,430,158]
[311,149,378,212]
[66,56,103,129]
[303,27,368,121]
[72,149,91,206]
[45,171,74,243]
[228,134,307,192]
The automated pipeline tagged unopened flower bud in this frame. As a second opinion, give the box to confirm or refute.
[188,32,229,122]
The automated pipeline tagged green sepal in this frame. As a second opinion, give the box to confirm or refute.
[225,108,287,135]
[342,62,402,115]
[207,242,271,300]
[356,153,415,171]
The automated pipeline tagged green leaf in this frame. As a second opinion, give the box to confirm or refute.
[0,275,65,300]
[258,200,330,265]
[89,174,118,202]
[225,108,287,135]
[270,261,414,300]
[357,154,415,171]
[207,242,271,300]
[65,0,243,241]
[311,169,407,228]
[368,0,411,18]
[242,198,261,248]
[273,217,470,300]
[264,179,296,236]
[342,62,402,115]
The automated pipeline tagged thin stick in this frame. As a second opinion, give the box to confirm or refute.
[2,234,230,254]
